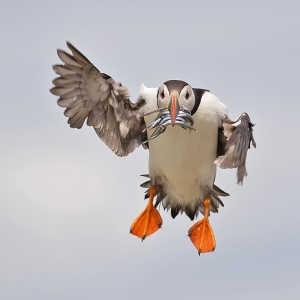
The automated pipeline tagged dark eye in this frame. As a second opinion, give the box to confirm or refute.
[160,91,165,99]
[186,92,190,100]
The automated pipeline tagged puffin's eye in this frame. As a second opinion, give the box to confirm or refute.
[185,92,190,100]
[160,91,165,99]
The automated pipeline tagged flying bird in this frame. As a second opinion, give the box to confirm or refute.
[50,42,256,255]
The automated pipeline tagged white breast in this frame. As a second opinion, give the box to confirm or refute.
[139,84,227,210]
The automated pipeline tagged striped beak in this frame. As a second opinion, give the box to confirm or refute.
[168,92,180,126]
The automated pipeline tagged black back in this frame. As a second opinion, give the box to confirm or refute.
[191,88,209,115]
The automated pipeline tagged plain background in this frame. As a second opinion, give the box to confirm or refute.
[1,0,299,299]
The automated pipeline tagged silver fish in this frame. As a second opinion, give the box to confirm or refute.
[148,124,167,140]
[143,106,196,142]
[143,107,165,117]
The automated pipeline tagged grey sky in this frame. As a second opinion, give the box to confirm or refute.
[1,0,299,299]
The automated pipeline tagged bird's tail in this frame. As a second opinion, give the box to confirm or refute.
[140,175,229,220]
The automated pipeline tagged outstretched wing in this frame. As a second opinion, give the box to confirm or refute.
[50,42,146,157]
[215,112,256,184]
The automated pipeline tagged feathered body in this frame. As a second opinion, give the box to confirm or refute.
[140,84,227,219]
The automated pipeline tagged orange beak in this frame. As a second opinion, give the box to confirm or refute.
[168,92,180,126]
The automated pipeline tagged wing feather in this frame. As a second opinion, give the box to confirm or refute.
[215,112,256,184]
[57,97,75,107]
[50,42,146,156]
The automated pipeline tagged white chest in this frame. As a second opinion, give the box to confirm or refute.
[139,84,227,206]
[145,113,219,200]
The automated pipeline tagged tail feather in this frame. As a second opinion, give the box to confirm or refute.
[140,176,229,220]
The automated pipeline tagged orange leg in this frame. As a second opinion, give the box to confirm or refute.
[130,186,163,241]
[188,198,216,255]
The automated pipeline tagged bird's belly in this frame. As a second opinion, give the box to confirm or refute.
[147,119,218,207]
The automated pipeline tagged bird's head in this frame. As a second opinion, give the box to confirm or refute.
[157,80,195,126]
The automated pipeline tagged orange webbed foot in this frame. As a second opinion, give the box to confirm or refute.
[188,198,216,255]
[188,219,216,255]
[130,204,162,240]
[130,186,162,240]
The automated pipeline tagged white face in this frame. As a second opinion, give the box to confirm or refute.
[157,83,195,112]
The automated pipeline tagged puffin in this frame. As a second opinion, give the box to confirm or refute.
[50,42,256,255]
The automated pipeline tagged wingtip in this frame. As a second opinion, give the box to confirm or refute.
[66,40,73,49]
[66,41,76,53]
